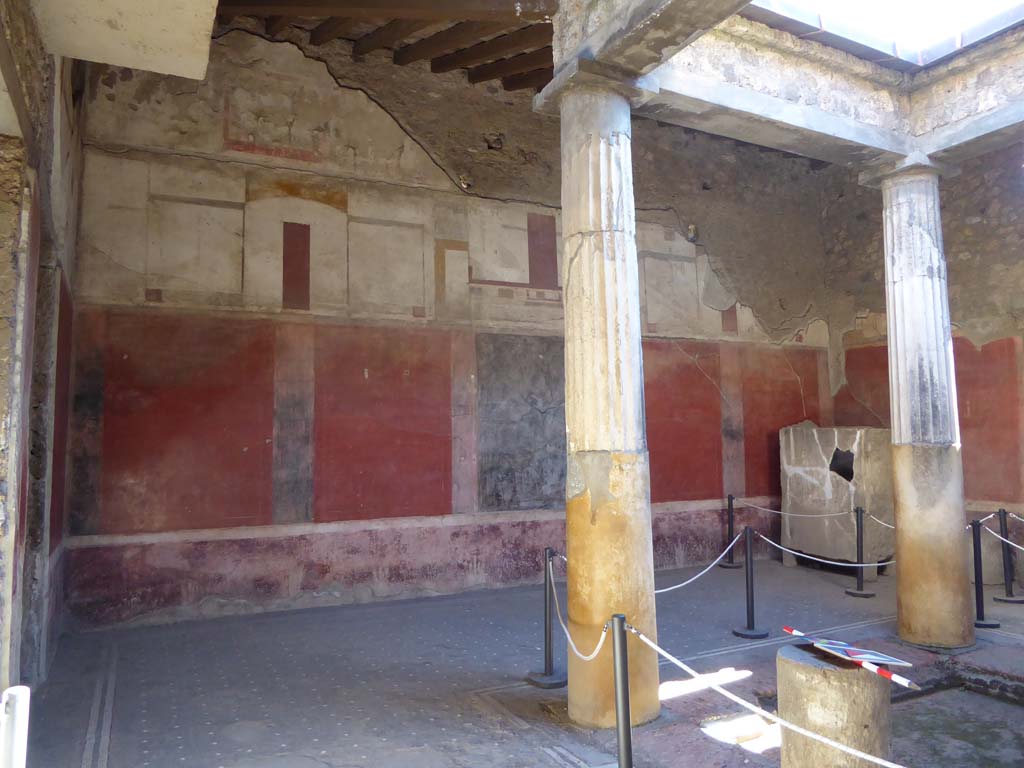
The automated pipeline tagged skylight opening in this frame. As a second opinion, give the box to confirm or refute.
[812,0,1022,51]
[751,0,1024,68]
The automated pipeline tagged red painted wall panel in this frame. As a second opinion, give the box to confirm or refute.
[741,346,822,496]
[99,313,275,533]
[643,339,723,502]
[835,338,1024,503]
[955,336,1022,502]
[314,325,452,520]
[833,345,889,428]
[49,274,73,552]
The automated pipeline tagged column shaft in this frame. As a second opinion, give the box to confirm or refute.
[560,86,659,727]
[881,168,973,648]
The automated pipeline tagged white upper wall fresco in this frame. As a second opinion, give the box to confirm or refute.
[31,0,218,80]
[86,32,454,192]
[77,32,825,348]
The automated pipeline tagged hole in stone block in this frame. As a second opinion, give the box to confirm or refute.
[829,448,855,483]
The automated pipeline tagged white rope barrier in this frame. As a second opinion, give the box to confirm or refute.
[654,533,743,594]
[756,532,896,568]
[966,513,997,530]
[868,514,895,530]
[737,499,849,518]
[628,627,907,768]
[1011,512,1024,525]
[984,525,1024,553]
[547,559,608,662]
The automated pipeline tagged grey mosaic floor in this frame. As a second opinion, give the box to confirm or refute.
[29,558,1024,767]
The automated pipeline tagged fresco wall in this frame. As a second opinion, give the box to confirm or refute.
[63,31,830,625]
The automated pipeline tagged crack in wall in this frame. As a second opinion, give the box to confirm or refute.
[212,25,563,212]
[668,339,734,409]
[780,348,808,419]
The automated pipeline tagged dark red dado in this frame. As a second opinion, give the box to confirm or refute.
[63,504,779,626]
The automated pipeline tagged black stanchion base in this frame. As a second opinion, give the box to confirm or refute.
[994,594,1024,604]
[974,619,1001,629]
[525,671,568,689]
[845,588,876,599]
[718,561,743,570]
[732,626,769,640]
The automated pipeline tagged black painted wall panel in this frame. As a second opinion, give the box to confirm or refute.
[476,333,566,511]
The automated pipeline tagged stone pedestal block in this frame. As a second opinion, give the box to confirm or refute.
[777,644,891,768]
[780,423,894,572]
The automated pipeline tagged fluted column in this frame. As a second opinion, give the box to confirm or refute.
[560,86,659,727]
[881,166,973,648]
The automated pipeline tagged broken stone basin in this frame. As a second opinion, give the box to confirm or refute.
[780,422,894,568]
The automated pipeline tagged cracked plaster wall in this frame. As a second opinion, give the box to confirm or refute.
[820,142,1024,373]
[79,29,836,353]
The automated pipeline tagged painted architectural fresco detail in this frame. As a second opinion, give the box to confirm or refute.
[77,31,793,346]
[477,333,566,511]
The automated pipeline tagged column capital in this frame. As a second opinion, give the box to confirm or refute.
[532,56,659,117]
[858,151,959,189]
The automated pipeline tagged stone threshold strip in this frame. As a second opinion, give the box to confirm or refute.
[626,624,907,768]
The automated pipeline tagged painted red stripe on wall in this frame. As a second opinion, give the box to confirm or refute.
[282,221,311,311]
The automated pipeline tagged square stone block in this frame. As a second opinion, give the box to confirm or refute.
[780,422,895,566]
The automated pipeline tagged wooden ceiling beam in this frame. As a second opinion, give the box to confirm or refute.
[218,0,556,21]
[393,21,510,66]
[309,17,359,46]
[265,16,291,35]
[501,67,552,92]
[431,24,552,72]
[467,46,552,83]
[353,19,433,55]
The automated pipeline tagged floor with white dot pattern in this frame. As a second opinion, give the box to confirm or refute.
[29,558,1024,767]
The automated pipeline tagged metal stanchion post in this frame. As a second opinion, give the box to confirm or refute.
[994,508,1024,604]
[733,527,769,639]
[611,614,634,768]
[526,547,568,688]
[719,494,742,569]
[845,506,875,598]
[972,520,1000,629]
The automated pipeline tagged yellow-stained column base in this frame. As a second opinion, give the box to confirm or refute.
[566,451,659,727]
[893,444,974,648]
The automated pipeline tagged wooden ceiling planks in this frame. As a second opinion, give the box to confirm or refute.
[216,1,555,93]
[392,21,511,65]
[218,0,557,22]
[431,24,552,72]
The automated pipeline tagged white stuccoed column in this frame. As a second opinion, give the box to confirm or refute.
[560,85,659,728]
[881,165,974,648]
